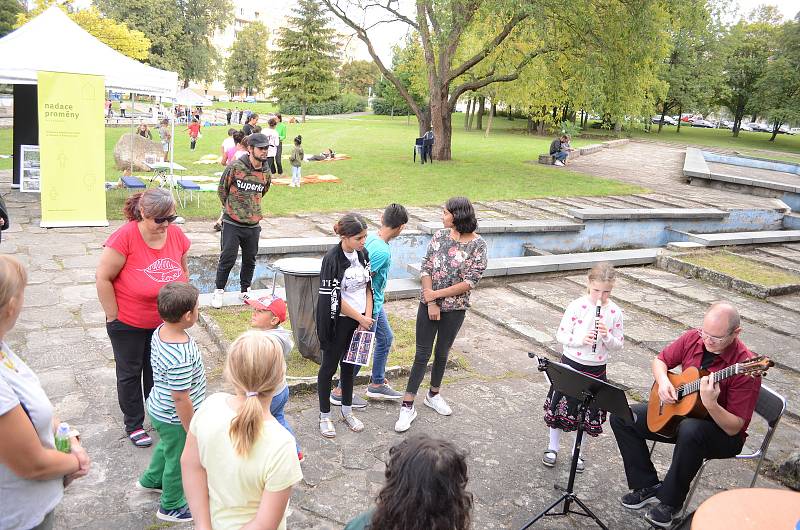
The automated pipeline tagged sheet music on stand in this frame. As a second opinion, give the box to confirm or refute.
[343,330,375,367]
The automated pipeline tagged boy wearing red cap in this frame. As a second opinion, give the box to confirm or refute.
[244,295,302,460]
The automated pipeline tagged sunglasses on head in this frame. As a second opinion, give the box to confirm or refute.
[154,214,178,224]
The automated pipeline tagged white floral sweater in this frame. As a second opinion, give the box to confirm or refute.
[555,296,625,366]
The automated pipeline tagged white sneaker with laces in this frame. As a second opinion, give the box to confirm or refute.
[394,406,417,432]
[424,393,452,416]
[239,288,251,302]
[554,160,565,167]
[211,289,224,309]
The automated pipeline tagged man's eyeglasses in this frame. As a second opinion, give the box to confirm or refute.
[697,328,731,344]
[154,214,178,225]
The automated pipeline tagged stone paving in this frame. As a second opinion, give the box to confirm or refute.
[707,162,800,188]
[0,140,798,530]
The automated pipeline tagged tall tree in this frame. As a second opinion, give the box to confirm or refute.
[717,7,781,136]
[95,0,232,86]
[0,0,22,38]
[224,22,269,96]
[322,0,558,160]
[271,0,339,122]
[15,1,150,60]
[338,60,380,95]
[753,18,800,141]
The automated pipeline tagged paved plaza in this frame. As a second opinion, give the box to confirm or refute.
[1,140,798,529]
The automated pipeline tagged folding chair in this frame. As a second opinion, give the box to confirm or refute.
[649,384,786,522]
[120,176,147,189]
[422,137,434,164]
[177,179,201,208]
[413,137,424,163]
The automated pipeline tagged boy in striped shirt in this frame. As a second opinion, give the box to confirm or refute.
[138,282,206,523]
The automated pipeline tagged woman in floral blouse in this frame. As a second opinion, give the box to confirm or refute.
[395,197,488,432]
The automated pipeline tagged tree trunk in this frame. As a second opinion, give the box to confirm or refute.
[431,92,451,161]
[302,104,307,123]
[467,97,478,130]
[476,96,485,130]
[658,107,667,134]
[507,105,514,120]
[769,120,780,142]
[527,118,534,134]
[484,101,495,138]
[464,99,472,130]
[676,104,682,133]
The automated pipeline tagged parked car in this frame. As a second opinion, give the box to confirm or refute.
[691,119,715,128]
[244,96,257,103]
[738,123,754,132]
[720,120,733,129]
[651,115,677,125]
[788,127,800,135]
[216,94,231,102]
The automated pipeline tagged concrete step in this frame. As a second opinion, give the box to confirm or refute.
[407,248,661,278]
[587,272,800,374]
[727,248,800,274]
[617,266,800,338]
[514,198,578,221]
[752,245,800,266]
[258,236,338,255]
[474,200,566,221]
[671,229,800,246]
[385,278,420,300]
[416,219,584,234]
[570,208,728,221]
[469,286,654,394]
[633,193,711,209]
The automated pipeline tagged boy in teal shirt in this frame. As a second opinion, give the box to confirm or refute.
[331,204,409,404]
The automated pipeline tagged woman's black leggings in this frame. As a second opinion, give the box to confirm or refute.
[405,303,466,396]
[317,316,359,413]
[106,319,155,433]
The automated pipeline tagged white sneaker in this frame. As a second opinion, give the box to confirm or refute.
[238,288,251,302]
[211,289,224,309]
[394,406,417,432]
[553,160,565,167]
[424,393,452,416]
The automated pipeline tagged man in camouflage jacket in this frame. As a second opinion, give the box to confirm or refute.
[212,132,271,305]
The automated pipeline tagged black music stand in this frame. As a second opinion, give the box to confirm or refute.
[520,356,633,530]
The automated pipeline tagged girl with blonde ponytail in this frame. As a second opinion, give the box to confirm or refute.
[181,331,303,530]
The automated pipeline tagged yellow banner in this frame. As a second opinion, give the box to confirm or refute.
[37,71,107,227]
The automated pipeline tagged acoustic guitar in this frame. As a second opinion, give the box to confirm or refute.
[646,355,773,436]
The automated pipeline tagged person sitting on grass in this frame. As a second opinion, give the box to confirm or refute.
[244,295,302,461]
[344,433,473,530]
[138,282,206,524]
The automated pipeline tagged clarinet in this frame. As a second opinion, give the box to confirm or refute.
[592,301,602,352]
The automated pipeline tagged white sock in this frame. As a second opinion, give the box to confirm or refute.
[341,405,352,416]
[320,411,330,420]
[548,427,561,452]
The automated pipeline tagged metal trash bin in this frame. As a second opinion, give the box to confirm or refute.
[273,257,322,364]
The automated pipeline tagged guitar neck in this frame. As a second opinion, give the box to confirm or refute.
[677,363,741,398]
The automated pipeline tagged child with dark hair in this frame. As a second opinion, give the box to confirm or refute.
[139,281,206,523]
[344,433,473,530]
[316,213,372,438]
[289,135,304,188]
[395,197,487,433]
[331,204,409,406]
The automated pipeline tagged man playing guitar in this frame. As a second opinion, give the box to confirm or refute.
[610,302,761,528]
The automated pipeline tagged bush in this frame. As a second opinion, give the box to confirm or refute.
[371,97,417,116]
[279,93,366,115]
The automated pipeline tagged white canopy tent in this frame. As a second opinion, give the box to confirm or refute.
[0,6,178,97]
[0,6,180,190]
[176,88,212,107]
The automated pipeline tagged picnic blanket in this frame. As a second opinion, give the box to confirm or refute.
[195,154,221,164]
[304,154,351,162]
[271,174,340,186]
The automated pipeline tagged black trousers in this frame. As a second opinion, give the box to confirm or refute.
[267,156,277,175]
[106,319,155,433]
[610,403,744,507]
[275,142,283,175]
[405,303,466,395]
[317,316,359,413]
[215,222,261,291]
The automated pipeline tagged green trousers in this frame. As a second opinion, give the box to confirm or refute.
[139,415,187,510]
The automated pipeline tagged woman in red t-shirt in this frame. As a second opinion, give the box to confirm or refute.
[95,188,191,447]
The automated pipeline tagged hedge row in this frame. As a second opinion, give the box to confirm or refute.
[279,93,366,115]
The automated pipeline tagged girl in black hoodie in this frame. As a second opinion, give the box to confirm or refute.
[316,213,373,438]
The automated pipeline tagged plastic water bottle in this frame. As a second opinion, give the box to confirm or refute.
[54,422,71,453]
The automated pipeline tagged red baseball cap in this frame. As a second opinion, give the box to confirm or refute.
[244,296,287,323]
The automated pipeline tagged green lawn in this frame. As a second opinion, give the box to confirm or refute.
[3,112,651,220]
[614,124,800,156]
[680,250,800,286]
[203,307,418,377]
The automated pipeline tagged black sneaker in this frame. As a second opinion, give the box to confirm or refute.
[620,482,661,509]
[644,502,678,528]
